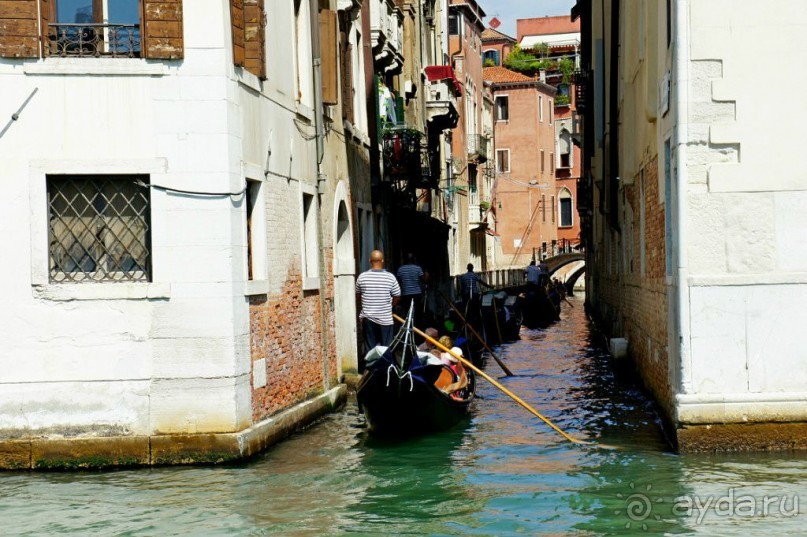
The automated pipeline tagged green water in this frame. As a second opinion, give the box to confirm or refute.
[1,296,804,536]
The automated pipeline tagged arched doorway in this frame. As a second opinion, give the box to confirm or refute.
[333,184,358,374]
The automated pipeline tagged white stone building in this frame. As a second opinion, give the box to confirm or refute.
[0,0,369,467]
[576,0,807,450]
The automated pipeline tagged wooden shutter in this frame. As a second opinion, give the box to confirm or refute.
[39,0,51,56]
[143,0,183,59]
[243,0,264,79]
[0,0,40,58]
[340,37,354,123]
[318,9,337,105]
[230,0,244,67]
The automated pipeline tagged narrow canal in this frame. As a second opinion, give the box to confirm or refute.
[1,296,804,536]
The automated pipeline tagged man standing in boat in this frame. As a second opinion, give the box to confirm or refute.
[524,259,542,288]
[459,263,491,315]
[356,250,401,367]
[396,253,429,325]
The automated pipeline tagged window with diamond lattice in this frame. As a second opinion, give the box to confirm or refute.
[47,175,151,283]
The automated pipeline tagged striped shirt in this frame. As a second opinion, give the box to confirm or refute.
[460,271,483,298]
[356,269,401,325]
[396,263,424,296]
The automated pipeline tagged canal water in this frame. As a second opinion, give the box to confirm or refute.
[1,296,805,536]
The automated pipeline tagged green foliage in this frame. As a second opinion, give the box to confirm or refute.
[557,58,575,84]
[503,45,544,75]
[484,58,497,67]
[555,94,570,106]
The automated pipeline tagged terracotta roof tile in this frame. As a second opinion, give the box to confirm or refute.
[481,27,515,42]
[483,66,534,84]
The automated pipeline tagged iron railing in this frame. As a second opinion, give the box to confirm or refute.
[48,175,151,283]
[467,134,488,163]
[48,23,141,58]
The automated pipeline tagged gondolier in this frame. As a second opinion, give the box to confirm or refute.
[356,250,401,365]
[396,252,429,324]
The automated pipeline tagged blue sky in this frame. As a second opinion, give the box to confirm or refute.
[480,0,577,39]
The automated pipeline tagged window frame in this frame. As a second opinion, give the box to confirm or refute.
[495,94,509,121]
[495,148,510,174]
[559,189,574,228]
[46,172,152,284]
[244,167,268,296]
[300,183,320,290]
[28,159,170,301]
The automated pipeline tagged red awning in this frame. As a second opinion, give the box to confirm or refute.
[425,65,463,96]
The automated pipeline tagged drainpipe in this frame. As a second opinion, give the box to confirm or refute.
[310,0,331,389]
[673,0,692,396]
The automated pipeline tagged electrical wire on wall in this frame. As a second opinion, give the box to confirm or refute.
[136,180,247,198]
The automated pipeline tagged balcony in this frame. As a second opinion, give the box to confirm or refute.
[370,0,404,74]
[382,127,435,189]
[424,65,461,131]
[47,23,141,57]
[467,134,488,163]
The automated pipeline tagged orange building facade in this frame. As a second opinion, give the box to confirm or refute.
[484,66,557,266]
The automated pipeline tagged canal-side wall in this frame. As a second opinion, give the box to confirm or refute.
[616,157,675,419]
[0,386,346,470]
[583,0,807,452]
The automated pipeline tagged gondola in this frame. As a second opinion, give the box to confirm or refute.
[519,283,561,329]
[356,306,475,436]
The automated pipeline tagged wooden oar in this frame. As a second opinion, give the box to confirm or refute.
[395,314,598,447]
[436,289,514,377]
[491,295,504,344]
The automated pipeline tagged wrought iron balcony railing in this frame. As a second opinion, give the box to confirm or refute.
[382,127,436,189]
[48,23,141,58]
[467,134,488,163]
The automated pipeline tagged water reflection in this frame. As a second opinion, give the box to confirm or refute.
[0,296,804,536]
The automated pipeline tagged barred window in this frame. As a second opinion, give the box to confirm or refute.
[47,175,151,283]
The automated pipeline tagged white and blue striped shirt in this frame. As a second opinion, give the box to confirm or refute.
[396,263,424,296]
[356,269,401,325]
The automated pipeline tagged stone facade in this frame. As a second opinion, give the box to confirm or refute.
[578,0,807,451]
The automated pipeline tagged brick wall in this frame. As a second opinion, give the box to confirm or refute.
[590,156,675,417]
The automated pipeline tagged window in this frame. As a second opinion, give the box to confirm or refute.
[666,0,672,48]
[496,149,510,173]
[231,0,266,79]
[50,0,141,57]
[294,0,314,107]
[483,49,500,66]
[495,95,509,121]
[541,150,545,172]
[664,138,673,276]
[541,194,546,222]
[301,190,320,288]
[539,95,544,122]
[549,102,553,124]
[559,128,572,168]
[559,188,573,227]
[448,13,460,36]
[551,195,556,222]
[0,0,184,60]
[47,175,150,283]
[245,178,267,283]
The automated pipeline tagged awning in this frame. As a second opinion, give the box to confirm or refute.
[520,33,580,49]
[424,65,463,96]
